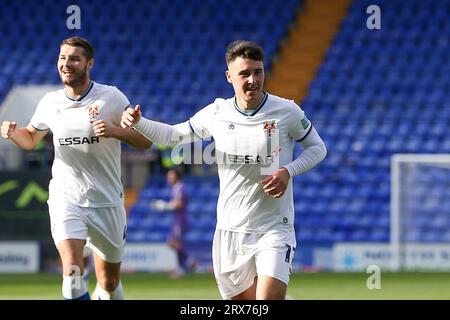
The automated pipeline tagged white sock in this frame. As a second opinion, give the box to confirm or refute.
[62,275,89,300]
[92,281,124,300]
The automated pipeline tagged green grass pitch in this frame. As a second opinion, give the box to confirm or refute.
[0,272,449,300]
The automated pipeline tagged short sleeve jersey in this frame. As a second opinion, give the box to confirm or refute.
[30,81,129,207]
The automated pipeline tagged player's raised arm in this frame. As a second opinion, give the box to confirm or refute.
[121,105,142,128]
[121,105,200,147]
[1,121,47,150]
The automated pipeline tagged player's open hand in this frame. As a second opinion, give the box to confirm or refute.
[121,105,142,128]
[1,121,17,139]
[261,167,291,198]
[91,119,115,138]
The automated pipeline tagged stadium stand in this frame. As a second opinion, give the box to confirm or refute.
[1,0,449,269]
[300,0,450,246]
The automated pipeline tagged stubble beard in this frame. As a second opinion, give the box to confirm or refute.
[60,67,88,88]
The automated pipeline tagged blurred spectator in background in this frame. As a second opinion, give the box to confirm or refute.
[151,167,196,277]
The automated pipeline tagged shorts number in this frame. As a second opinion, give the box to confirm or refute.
[285,244,295,263]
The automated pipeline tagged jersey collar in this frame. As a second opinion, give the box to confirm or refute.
[64,81,94,102]
[233,92,268,117]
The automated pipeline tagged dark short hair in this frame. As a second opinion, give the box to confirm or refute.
[60,36,94,61]
[225,40,264,65]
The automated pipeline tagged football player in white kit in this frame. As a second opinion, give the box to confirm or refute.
[1,37,150,299]
[121,40,327,299]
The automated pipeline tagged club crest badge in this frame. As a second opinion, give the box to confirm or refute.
[263,120,277,137]
[87,104,100,121]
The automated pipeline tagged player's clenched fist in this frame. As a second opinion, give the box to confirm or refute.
[91,119,114,138]
[121,105,141,128]
[1,121,17,139]
[261,168,291,199]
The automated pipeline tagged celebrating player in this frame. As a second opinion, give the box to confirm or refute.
[1,36,150,300]
[121,40,326,299]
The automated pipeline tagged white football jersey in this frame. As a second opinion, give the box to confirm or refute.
[186,92,312,233]
[30,81,129,207]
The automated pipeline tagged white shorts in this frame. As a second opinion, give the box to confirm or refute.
[212,228,296,300]
[48,198,127,263]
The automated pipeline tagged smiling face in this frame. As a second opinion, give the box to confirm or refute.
[57,44,93,88]
[226,57,265,110]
